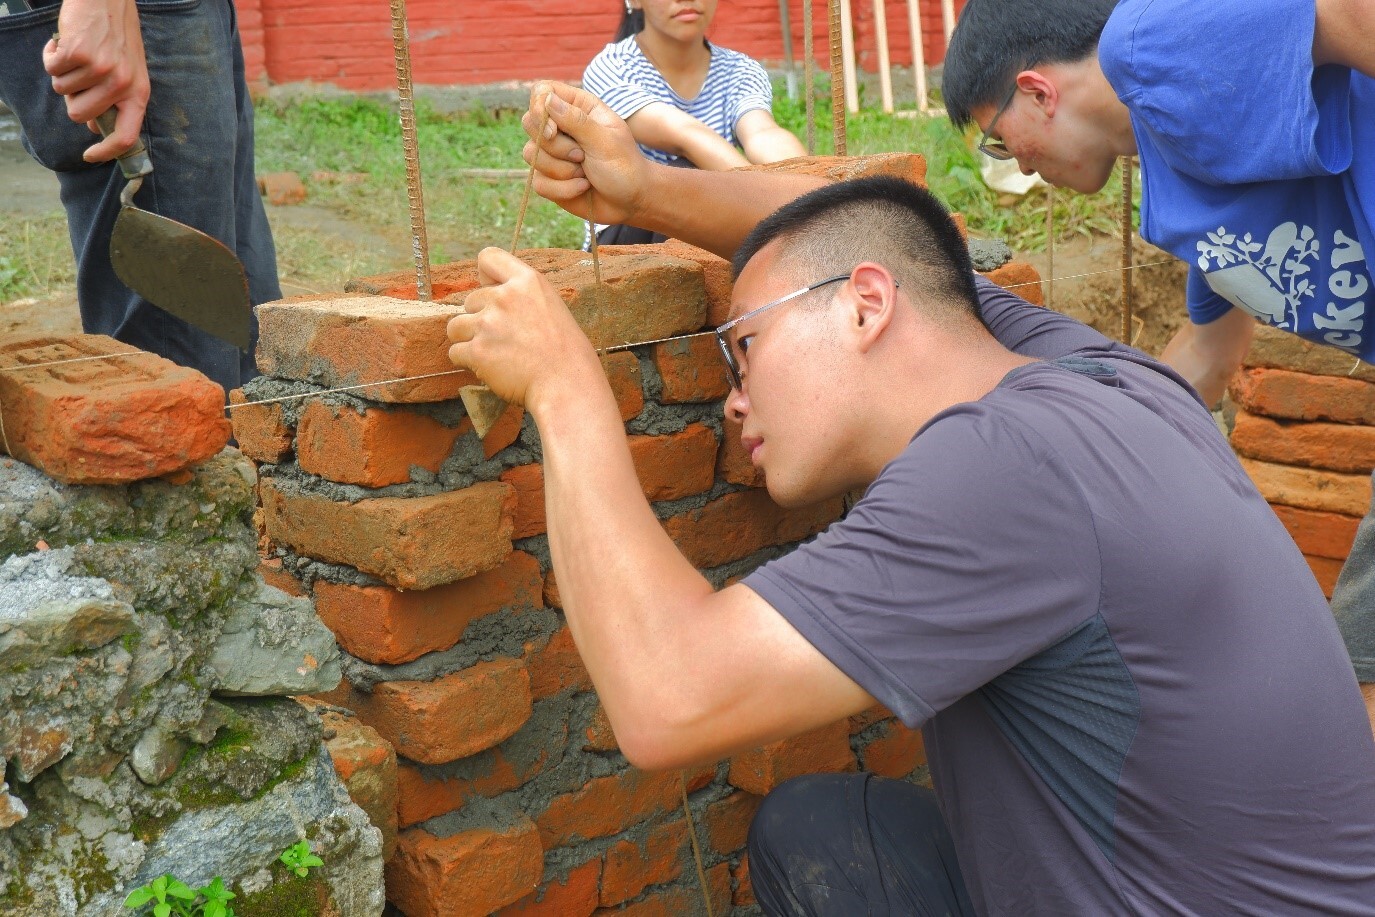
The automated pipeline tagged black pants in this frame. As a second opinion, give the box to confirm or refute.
[748,773,977,917]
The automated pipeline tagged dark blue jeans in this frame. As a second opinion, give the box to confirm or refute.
[748,773,977,916]
[0,0,278,394]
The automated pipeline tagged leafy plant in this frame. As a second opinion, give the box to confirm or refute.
[278,840,323,878]
[122,874,210,917]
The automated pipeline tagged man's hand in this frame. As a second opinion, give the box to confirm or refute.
[43,0,149,163]
[522,81,649,228]
[445,247,601,413]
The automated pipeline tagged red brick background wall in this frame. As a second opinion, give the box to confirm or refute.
[242,0,966,90]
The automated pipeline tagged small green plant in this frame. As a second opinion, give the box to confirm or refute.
[278,840,323,878]
[122,874,235,917]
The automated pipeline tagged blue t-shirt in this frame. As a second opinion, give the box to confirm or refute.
[745,279,1375,914]
[1099,0,1375,362]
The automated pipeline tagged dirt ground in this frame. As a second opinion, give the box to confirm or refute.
[1,106,1187,355]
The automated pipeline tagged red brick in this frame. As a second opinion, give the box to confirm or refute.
[749,152,928,186]
[259,478,514,590]
[601,819,689,907]
[337,659,532,764]
[1307,554,1344,598]
[481,401,526,458]
[498,858,601,917]
[583,704,618,752]
[296,400,466,487]
[315,707,399,861]
[981,261,1044,307]
[703,791,762,856]
[860,721,927,778]
[629,423,719,502]
[229,389,293,464]
[1230,368,1375,425]
[1231,411,1375,475]
[543,570,562,609]
[536,769,681,848]
[501,464,546,539]
[347,250,584,300]
[395,733,560,828]
[596,862,732,917]
[0,334,229,484]
[313,551,542,664]
[652,335,731,404]
[255,296,475,403]
[602,351,646,421]
[605,241,734,325]
[524,624,592,700]
[1239,457,1373,518]
[848,703,896,733]
[664,490,844,569]
[1245,324,1375,383]
[1271,504,1362,561]
[734,855,754,907]
[729,720,858,795]
[256,557,305,597]
[257,171,306,205]
[717,417,764,487]
[386,821,543,917]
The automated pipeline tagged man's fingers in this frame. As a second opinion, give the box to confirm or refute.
[523,138,585,179]
[475,246,532,287]
[78,99,144,162]
[446,340,472,370]
[531,173,592,209]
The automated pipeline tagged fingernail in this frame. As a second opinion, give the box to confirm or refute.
[550,95,568,114]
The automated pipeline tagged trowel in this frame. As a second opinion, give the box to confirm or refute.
[97,109,255,350]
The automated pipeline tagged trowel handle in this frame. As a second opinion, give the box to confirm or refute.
[95,109,153,181]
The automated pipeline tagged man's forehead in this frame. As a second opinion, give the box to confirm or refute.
[727,245,792,321]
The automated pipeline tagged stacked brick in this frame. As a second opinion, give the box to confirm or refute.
[232,153,1043,916]
[1232,326,1375,597]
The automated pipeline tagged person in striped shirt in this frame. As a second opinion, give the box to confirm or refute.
[582,0,805,245]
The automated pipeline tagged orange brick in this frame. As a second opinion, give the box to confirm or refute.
[1230,368,1375,425]
[386,822,543,917]
[296,400,465,487]
[1307,554,1344,598]
[499,858,601,917]
[543,570,562,609]
[598,862,732,917]
[664,490,844,569]
[229,389,293,463]
[652,335,731,403]
[733,854,754,907]
[1231,411,1375,475]
[316,708,398,861]
[1245,325,1375,383]
[981,261,1044,307]
[347,250,583,299]
[259,478,514,590]
[338,659,532,764]
[481,401,526,458]
[848,703,896,733]
[583,704,618,752]
[255,296,475,403]
[313,551,543,664]
[536,769,681,848]
[0,334,229,484]
[729,720,857,795]
[1271,504,1362,561]
[525,624,592,700]
[256,557,305,597]
[703,791,762,856]
[749,152,928,186]
[501,464,546,539]
[629,423,719,501]
[257,170,305,205]
[718,417,764,487]
[860,721,927,778]
[601,819,689,907]
[1239,457,1373,518]
[606,241,734,326]
[602,351,646,421]
[396,734,560,828]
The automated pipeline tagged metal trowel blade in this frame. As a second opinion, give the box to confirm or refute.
[110,207,254,351]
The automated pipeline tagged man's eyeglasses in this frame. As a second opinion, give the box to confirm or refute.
[977,83,1019,162]
[713,274,850,392]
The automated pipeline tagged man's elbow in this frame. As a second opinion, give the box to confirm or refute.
[607,698,722,772]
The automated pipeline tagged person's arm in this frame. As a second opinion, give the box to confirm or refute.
[524,81,825,258]
[42,0,149,162]
[1160,307,1257,407]
[1314,0,1375,76]
[446,249,875,769]
[735,109,806,164]
[623,102,750,170]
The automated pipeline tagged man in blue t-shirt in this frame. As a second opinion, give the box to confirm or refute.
[448,173,1375,914]
[943,0,1375,736]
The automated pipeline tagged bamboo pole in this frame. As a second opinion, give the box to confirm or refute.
[873,0,893,113]
[779,0,798,100]
[839,0,859,114]
[906,0,928,112]
[941,0,955,43]
[804,0,816,153]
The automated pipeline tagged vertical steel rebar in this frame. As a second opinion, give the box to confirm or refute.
[829,0,847,154]
[389,0,432,301]
[1120,157,1135,343]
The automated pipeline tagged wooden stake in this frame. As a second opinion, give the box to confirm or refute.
[873,0,894,113]
[906,0,928,113]
[804,0,816,153]
[941,0,956,43]
[829,0,848,154]
[839,0,859,114]
[779,0,798,100]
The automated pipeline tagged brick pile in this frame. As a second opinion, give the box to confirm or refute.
[1232,325,1375,597]
[231,154,1043,915]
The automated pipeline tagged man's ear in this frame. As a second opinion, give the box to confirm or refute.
[848,262,897,351]
[1015,69,1059,118]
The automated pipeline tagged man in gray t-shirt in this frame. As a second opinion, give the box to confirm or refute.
[448,169,1375,914]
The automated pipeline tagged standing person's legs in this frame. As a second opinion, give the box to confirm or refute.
[748,772,976,917]
[1333,478,1375,730]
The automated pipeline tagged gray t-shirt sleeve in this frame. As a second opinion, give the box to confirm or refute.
[975,275,1114,360]
[744,399,1103,728]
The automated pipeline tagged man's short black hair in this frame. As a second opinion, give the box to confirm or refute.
[944,0,1120,129]
[732,176,985,331]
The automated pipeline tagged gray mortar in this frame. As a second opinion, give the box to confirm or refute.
[968,238,1014,272]
[512,535,551,574]
[649,479,743,522]
[627,400,723,437]
[701,543,800,589]
[340,608,560,692]
[275,547,383,590]
[239,376,320,427]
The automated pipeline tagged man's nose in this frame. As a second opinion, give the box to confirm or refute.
[724,386,748,423]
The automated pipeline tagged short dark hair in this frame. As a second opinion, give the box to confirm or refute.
[732,177,985,331]
[614,6,644,41]
[944,0,1120,128]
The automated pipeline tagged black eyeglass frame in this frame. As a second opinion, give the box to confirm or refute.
[977,83,1020,161]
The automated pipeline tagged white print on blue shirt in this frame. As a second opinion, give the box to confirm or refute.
[1196,224,1368,354]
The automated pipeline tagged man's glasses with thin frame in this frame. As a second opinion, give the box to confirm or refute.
[978,84,1019,161]
[712,274,850,392]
